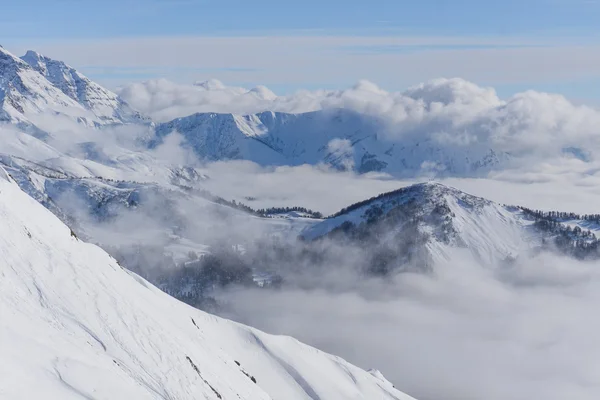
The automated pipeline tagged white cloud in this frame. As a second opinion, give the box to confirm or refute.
[119,76,504,123]
[117,78,282,122]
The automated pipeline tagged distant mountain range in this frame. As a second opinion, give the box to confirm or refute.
[152,109,508,176]
[0,46,508,176]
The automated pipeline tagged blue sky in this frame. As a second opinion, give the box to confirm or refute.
[3,0,600,101]
[3,0,600,38]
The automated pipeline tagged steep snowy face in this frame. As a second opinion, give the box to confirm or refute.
[0,168,415,400]
[21,50,146,124]
[301,182,527,268]
[155,108,507,176]
[0,47,85,123]
[153,112,288,163]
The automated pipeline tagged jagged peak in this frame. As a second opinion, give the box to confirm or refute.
[21,49,85,80]
[15,49,147,124]
[22,49,43,60]
[22,49,74,69]
[20,50,51,75]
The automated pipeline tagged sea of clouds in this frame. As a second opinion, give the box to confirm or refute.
[217,251,600,400]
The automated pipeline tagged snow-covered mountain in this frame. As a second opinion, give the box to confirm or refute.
[0,166,416,400]
[0,46,84,124]
[300,182,600,271]
[0,46,144,127]
[153,109,507,176]
[21,50,146,124]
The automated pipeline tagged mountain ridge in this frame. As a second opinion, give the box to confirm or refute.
[300,182,600,270]
[153,108,508,176]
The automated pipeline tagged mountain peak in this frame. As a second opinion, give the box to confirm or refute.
[22,49,43,59]
[300,182,522,268]
[324,181,484,220]
[0,47,84,123]
[21,49,45,62]
[20,50,51,75]
[19,49,146,124]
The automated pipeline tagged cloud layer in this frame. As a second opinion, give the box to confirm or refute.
[217,251,600,400]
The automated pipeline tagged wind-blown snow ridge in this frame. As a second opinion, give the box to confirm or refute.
[0,167,415,400]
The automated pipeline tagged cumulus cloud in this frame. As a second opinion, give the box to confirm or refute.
[117,78,286,122]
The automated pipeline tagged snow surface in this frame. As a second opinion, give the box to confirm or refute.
[0,168,415,400]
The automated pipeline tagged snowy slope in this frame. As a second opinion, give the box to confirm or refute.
[154,108,507,176]
[0,153,319,265]
[21,50,146,124]
[0,168,416,400]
